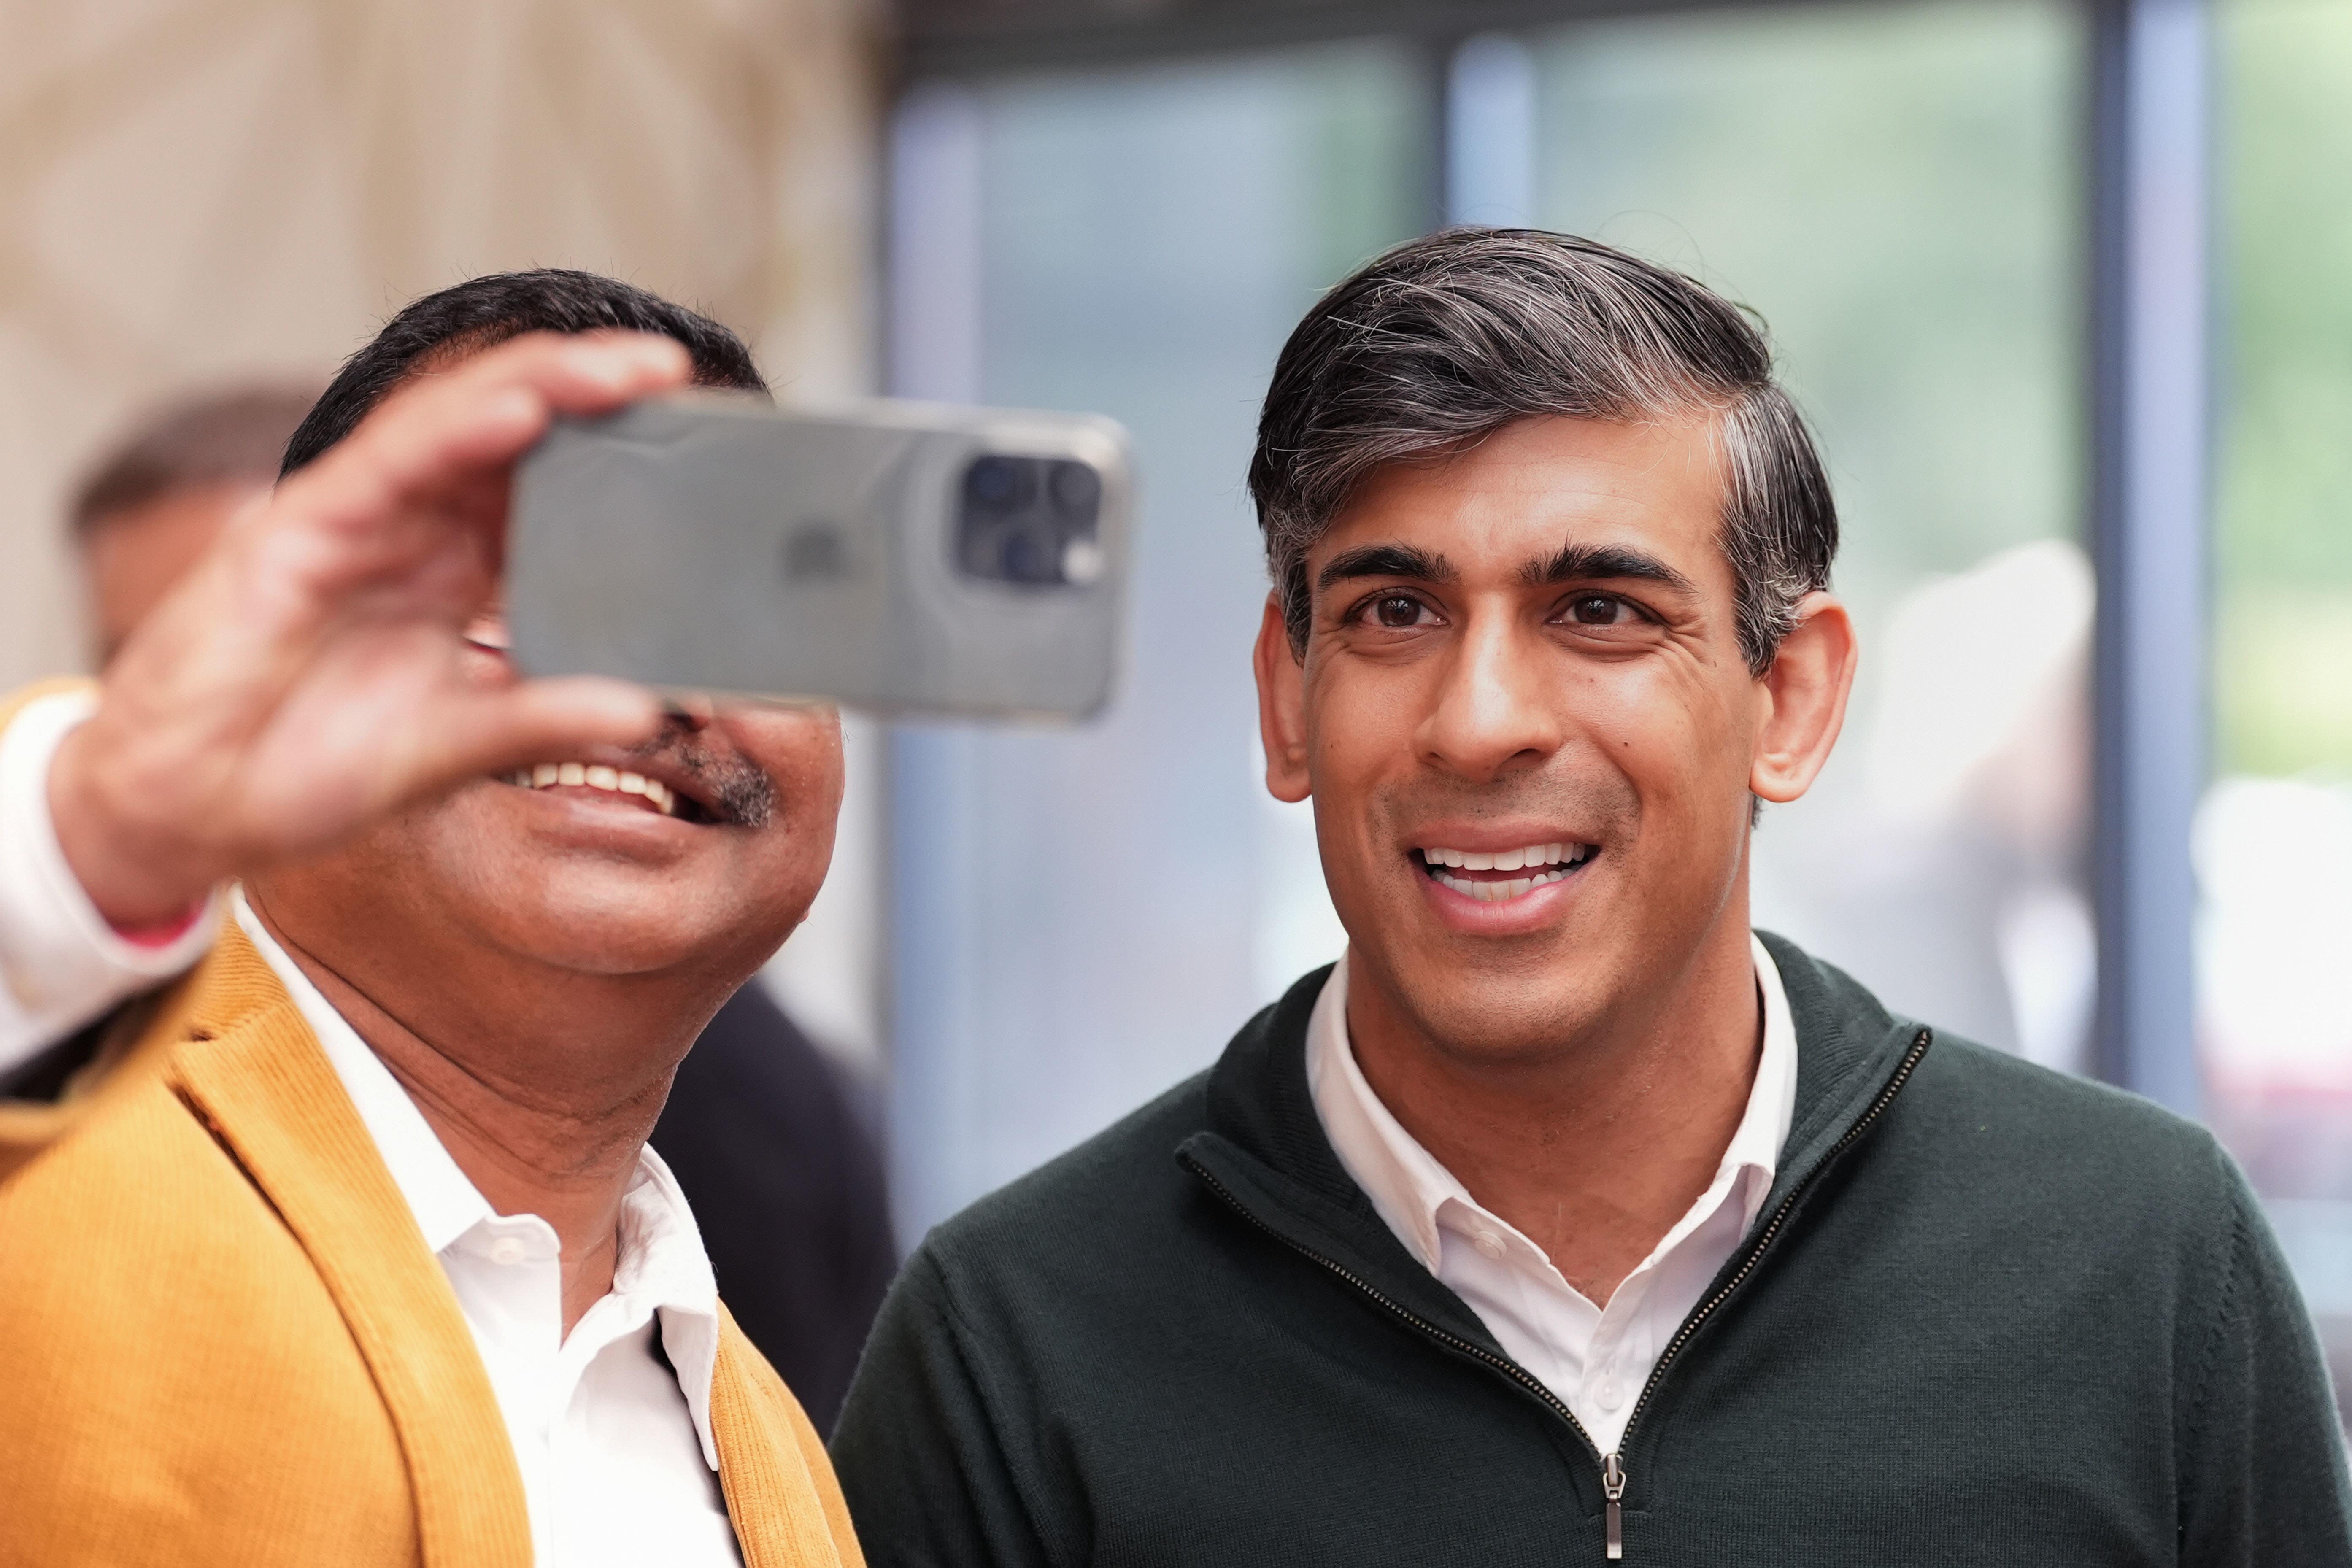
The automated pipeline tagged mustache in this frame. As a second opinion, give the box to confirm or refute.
[628,718,777,829]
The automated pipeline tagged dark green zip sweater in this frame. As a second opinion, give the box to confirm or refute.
[832,936,2352,1565]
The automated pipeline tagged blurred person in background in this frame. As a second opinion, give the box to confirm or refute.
[70,383,325,668]
[832,230,2351,1563]
[0,277,868,1567]
[4,372,896,1430]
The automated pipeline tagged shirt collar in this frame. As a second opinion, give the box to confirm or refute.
[230,888,724,1466]
[1736,931,1800,1228]
[1306,933,1801,1273]
[234,887,491,1253]
[618,1144,726,1468]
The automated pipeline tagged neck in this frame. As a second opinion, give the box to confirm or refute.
[1345,902,1761,1309]
[246,885,711,1337]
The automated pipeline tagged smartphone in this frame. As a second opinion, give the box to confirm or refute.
[504,394,1133,720]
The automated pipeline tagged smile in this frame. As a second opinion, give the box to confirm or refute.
[498,762,710,823]
[1418,841,1596,904]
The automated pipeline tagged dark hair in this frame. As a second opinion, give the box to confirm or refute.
[1249,229,1837,675]
[73,383,323,535]
[281,269,768,475]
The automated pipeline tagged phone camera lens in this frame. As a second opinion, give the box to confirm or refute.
[1048,461,1100,518]
[1001,529,1059,584]
[964,456,1031,511]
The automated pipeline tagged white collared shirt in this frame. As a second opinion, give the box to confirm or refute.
[1307,936,1798,1456]
[232,890,743,1567]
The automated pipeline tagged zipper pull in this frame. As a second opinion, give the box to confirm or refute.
[1602,1452,1626,1560]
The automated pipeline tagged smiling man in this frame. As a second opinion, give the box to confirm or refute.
[830,230,2351,1563]
[0,277,864,1568]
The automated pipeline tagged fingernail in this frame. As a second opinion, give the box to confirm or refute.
[563,340,633,385]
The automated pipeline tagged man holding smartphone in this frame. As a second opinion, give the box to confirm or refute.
[829,229,2352,1562]
[0,278,865,1566]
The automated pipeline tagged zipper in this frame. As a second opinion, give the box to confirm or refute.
[1182,1023,1930,1563]
[1601,1452,1626,1559]
[1612,1026,1933,1448]
[1180,1159,1609,1447]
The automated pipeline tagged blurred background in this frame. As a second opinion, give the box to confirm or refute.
[2,0,2348,1415]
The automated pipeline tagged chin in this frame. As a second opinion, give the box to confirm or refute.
[1412,969,1612,1066]
[409,790,813,980]
[475,890,715,975]
[435,848,778,979]
[1347,889,1638,1065]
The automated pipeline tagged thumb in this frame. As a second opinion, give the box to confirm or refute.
[417,677,667,788]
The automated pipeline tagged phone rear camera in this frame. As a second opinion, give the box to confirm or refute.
[1048,461,1100,518]
[964,456,1033,511]
[956,454,1103,590]
[1000,529,1060,584]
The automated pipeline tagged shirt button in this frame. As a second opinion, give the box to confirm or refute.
[488,1236,528,1266]
[1472,1230,1506,1260]
[1598,1381,1625,1411]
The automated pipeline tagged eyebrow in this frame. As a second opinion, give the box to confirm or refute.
[1317,543,1457,592]
[1520,542,1698,596]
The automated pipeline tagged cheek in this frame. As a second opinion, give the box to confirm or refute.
[1300,658,1421,789]
[727,709,845,810]
[1572,659,1751,804]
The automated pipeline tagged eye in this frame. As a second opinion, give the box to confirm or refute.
[1565,594,1628,626]
[1369,594,1430,629]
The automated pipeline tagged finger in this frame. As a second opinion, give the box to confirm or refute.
[269,332,693,567]
[409,677,667,788]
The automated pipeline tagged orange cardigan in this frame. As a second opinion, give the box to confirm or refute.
[0,920,870,1568]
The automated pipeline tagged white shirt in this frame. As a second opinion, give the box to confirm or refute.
[1307,936,1798,1457]
[0,690,220,1078]
[0,694,743,1566]
[232,891,743,1568]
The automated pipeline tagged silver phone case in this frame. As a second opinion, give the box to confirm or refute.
[505,395,1132,721]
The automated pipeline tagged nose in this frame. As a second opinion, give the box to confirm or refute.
[1416,603,1562,784]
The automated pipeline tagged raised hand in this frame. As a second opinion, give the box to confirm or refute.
[49,331,688,928]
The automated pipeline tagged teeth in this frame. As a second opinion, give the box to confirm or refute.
[1421,839,1595,904]
[1431,866,1577,903]
[1422,842,1589,871]
[508,761,682,818]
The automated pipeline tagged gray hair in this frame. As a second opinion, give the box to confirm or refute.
[1248,229,1836,675]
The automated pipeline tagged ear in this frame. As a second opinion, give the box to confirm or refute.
[1253,594,1312,804]
[1750,591,1857,804]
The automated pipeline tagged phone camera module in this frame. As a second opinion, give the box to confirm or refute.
[956,455,1102,589]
